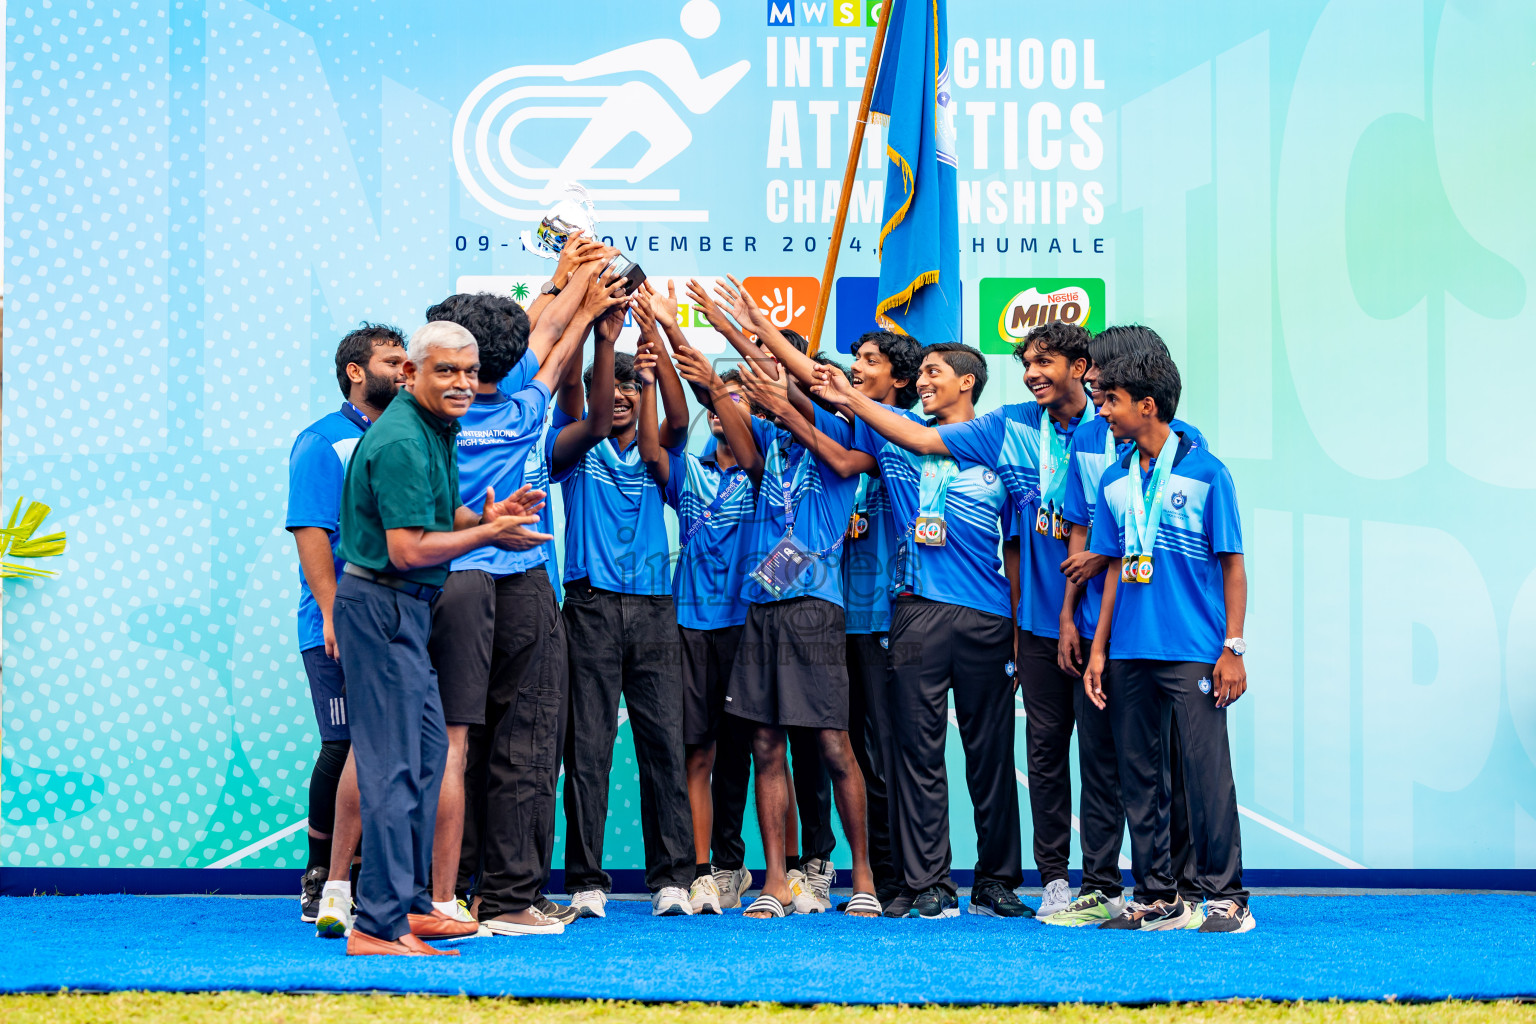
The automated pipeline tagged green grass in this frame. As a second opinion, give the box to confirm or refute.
[0,995,1530,1024]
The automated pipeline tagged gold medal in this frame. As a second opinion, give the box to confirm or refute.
[914,516,947,546]
[847,511,869,541]
[1135,554,1154,583]
[1035,507,1052,535]
[1121,555,1137,583]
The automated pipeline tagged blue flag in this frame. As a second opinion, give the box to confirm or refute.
[869,0,960,344]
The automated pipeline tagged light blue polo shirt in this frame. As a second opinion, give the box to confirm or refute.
[450,364,552,576]
[663,450,759,630]
[285,404,368,651]
[739,415,860,608]
[547,407,683,596]
[1089,436,1242,664]
[838,404,925,635]
[937,401,1093,638]
[1063,415,1208,639]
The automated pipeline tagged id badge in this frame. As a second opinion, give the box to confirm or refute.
[847,511,870,542]
[750,535,811,598]
[892,540,909,587]
[914,515,947,546]
[1034,507,1052,536]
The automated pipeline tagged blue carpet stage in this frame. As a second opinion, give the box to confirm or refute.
[1,893,1533,1003]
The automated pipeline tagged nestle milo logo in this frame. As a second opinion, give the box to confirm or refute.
[978,278,1106,354]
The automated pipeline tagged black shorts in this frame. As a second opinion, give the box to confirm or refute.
[427,569,496,726]
[301,645,350,742]
[726,597,849,730]
[680,624,744,746]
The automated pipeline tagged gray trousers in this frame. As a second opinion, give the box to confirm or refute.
[332,572,447,940]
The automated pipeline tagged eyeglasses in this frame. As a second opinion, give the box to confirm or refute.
[615,382,642,396]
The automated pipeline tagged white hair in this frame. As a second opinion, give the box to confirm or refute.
[407,321,477,364]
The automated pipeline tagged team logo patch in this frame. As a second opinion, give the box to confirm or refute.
[879,636,890,650]
[983,470,997,486]
[1198,677,1212,695]
[1171,491,1187,509]
[1005,660,1016,678]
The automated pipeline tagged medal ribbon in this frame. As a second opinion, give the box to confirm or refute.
[1123,430,1179,559]
[1038,401,1093,513]
[778,446,843,559]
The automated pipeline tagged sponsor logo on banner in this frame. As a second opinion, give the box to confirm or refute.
[977,278,1106,354]
[453,2,750,223]
[456,275,742,355]
[769,1,881,26]
[741,276,820,338]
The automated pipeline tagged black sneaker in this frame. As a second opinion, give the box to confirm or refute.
[909,885,960,919]
[967,879,1035,918]
[535,896,579,926]
[1197,899,1256,933]
[1099,895,1191,931]
[299,865,326,924]
[882,887,916,918]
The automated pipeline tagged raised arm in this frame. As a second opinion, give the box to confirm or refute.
[738,360,874,480]
[531,264,626,393]
[525,235,609,337]
[718,274,822,390]
[636,282,692,450]
[673,344,765,488]
[633,340,668,487]
[549,299,625,475]
[811,362,951,456]
[695,277,780,381]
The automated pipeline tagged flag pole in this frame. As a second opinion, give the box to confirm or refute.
[807,0,894,356]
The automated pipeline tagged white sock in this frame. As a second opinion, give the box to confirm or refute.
[321,880,350,899]
[432,899,462,917]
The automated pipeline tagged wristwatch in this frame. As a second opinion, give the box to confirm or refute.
[540,279,562,296]
[1223,638,1246,657]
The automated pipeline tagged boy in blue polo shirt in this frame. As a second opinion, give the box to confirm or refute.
[636,342,764,914]
[812,345,1029,921]
[551,282,697,919]
[286,321,405,936]
[1045,324,1208,927]
[1082,349,1252,933]
[725,356,879,920]
[424,263,624,938]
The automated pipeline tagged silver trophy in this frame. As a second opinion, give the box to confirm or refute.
[521,183,646,294]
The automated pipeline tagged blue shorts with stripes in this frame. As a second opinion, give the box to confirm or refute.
[301,645,350,742]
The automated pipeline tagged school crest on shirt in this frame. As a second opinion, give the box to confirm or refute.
[1171,490,1187,510]
[983,470,997,486]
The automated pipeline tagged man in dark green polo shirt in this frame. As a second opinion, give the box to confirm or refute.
[333,318,551,957]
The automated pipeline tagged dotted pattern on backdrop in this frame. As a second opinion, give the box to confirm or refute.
[0,0,671,871]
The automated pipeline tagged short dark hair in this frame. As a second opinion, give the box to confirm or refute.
[718,367,766,419]
[424,292,530,385]
[923,342,989,404]
[1015,320,1091,369]
[333,322,405,398]
[1089,324,1170,368]
[584,350,638,395]
[1096,350,1181,423]
[853,330,924,409]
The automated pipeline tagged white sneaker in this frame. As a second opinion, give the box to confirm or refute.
[315,883,353,939]
[432,898,476,924]
[713,866,752,910]
[689,873,723,915]
[787,868,821,914]
[802,856,835,910]
[652,885,694,916]
[570,889,608,919]
[1037,878,1072,918]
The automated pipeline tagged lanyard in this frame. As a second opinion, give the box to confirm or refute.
[1124,431,1179,558]
[778,446,844,559]
[680,467,749,548]
[1038,401,1092,511]
[907,454,960,533]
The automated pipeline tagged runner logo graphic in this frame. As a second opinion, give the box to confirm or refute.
[453,2,749,223]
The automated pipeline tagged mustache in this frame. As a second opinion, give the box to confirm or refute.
[444,388,473,400]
